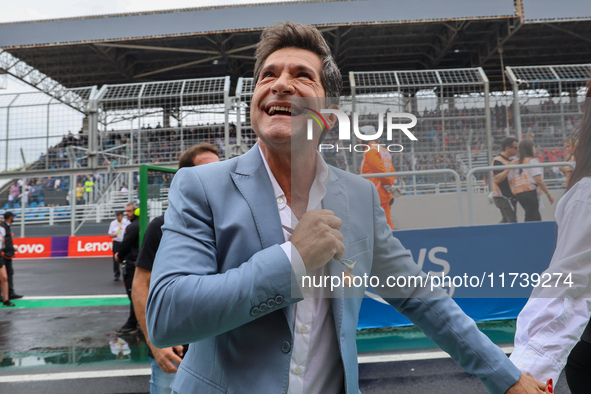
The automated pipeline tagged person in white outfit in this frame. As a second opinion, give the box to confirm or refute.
[511,81,591,394]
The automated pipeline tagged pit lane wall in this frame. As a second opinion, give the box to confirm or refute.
[12,222,557,325]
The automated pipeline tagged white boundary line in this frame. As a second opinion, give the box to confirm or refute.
[357,346,514,364]
[0,368,151,383]
[0,347,516,382]
[23,295,127,300]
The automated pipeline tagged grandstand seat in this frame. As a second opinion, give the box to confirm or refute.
[3,203,9,209]
[30,202,38,208]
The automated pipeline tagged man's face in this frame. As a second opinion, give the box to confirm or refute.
[116,213,123,222]
[250,47,328,149]
[505,142,518,155]
[193,151,220,167]
[124,206,135,221]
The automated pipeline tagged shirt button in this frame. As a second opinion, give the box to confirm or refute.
[294,366,302,375]
[529,350,536,355]
[299,325,307,334]
[277,197,284,204]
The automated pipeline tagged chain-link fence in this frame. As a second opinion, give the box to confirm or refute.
[1,65,589,233]
[0,88,93,174]
[349,68,491,189]
[507,65,590,139]
[506,64,590,182]
[235,77,256,157]
[96,77,231,165]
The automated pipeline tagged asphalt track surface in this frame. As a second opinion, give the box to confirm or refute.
[0,257,571,393]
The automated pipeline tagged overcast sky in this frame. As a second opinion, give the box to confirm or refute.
[0,0,298,23]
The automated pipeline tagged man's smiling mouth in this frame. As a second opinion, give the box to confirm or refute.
[266,105,303,116]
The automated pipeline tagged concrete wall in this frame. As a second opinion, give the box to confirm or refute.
[391,189,565,230]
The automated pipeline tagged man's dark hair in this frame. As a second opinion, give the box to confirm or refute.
[253,21,342,105]
[501,137,518,151]
[178,143,220,169]
[517,139,536,174]
[3,212,15,220]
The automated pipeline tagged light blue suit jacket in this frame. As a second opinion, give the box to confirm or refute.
[147,145,521,393]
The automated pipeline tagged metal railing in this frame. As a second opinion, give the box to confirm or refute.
[361,169,463,226]
[466,161,574,225]
[0,202,128,228]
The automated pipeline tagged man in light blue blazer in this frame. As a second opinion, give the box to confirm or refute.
[147,21,547,394]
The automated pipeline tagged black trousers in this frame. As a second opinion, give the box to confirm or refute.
[493,196,517,223]
[565,340,591,393]
[122,264,137,326]
[112,241,121,279]
[1,257,15,294]
[515,189,541,222]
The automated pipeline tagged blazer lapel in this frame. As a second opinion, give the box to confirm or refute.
[322,169,351,336]
[230,145,285,250]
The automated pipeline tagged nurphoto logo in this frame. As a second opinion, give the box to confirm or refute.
[303,107,418,153]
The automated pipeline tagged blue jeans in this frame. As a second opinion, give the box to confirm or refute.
[150,358,176,394]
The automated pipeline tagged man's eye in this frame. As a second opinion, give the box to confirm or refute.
[297,72,311,79]
[262,71,274,78]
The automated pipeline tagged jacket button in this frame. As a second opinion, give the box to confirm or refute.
[259,303,268,313]
[250,307,260,316]
[267,298,276,308]
[275,295,284,305]
[281,341,291,354]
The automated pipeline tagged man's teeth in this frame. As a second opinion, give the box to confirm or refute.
[268,106,292,115]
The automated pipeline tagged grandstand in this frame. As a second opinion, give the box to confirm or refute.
[0,0,590,233]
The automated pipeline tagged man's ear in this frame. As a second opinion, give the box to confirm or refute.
[325,104,339,130]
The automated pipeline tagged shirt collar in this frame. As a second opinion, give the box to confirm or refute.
[258,145,330,211]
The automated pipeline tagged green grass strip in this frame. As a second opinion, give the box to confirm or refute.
[1,297,130,309]
[356,319,517,352]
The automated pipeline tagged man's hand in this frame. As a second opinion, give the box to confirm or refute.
[151,345,184,374]
[114,252,121,264]
[505,374,549,393]
[291,210,344,271]
[547,194,555,204]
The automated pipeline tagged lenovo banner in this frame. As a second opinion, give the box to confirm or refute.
[12,237,53,259]
[67,236,113,257]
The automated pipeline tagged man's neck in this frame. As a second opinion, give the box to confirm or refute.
[259,142,318,219]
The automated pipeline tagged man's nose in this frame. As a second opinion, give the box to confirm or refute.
[272,73,295,95]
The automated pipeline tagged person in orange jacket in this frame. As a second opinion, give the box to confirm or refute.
[360,129,396,230]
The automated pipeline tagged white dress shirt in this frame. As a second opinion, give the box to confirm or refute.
[510,176,591,384]
[108,218,130,243]
[259,147,344,394]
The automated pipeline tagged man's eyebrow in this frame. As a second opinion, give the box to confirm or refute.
[260,63,318,77]
[293,65,318,77]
